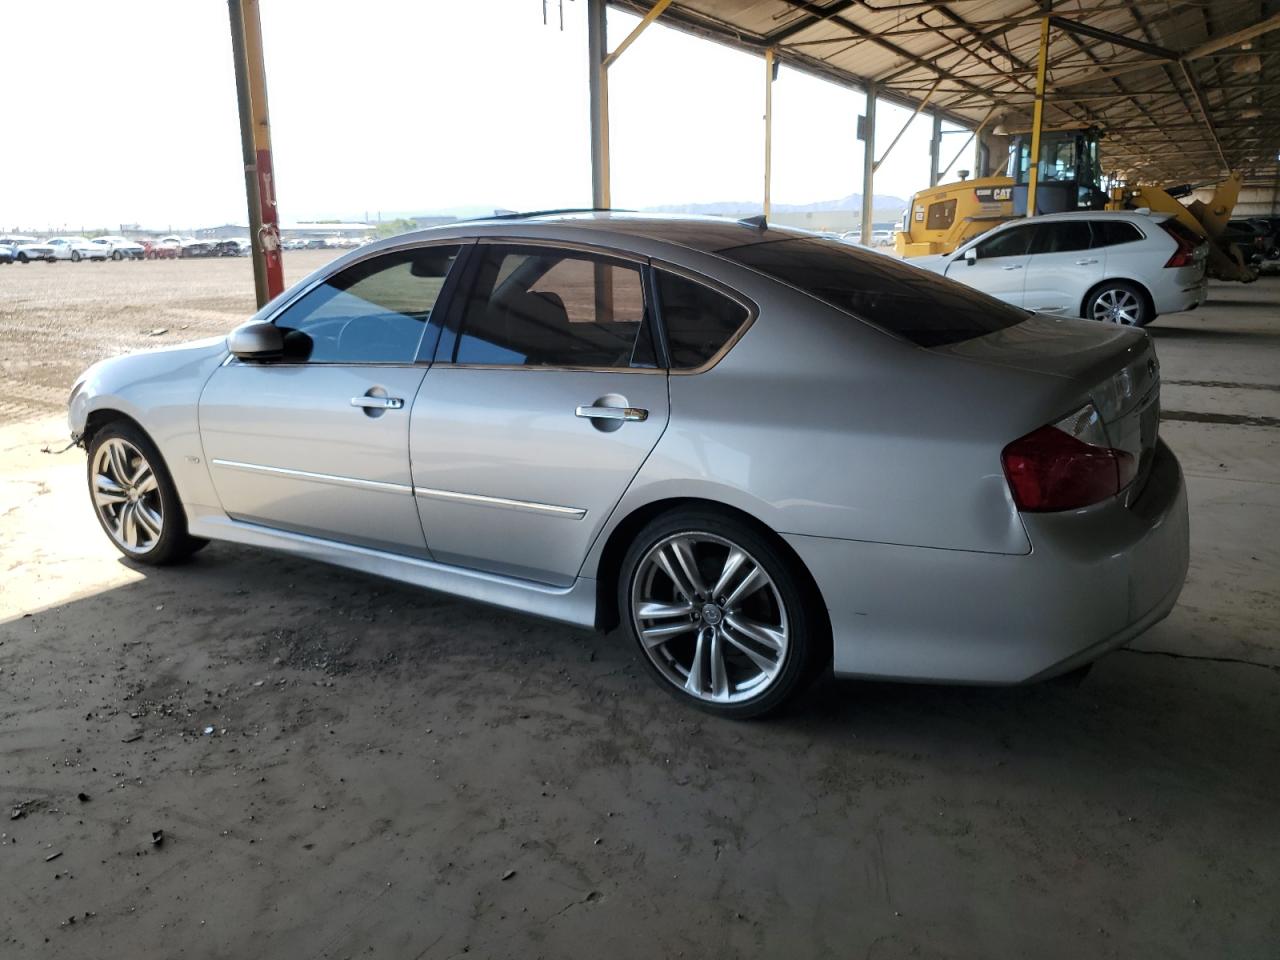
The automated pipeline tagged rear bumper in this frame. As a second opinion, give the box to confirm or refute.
[1153,276,1207,315]
[785,440,1189,683]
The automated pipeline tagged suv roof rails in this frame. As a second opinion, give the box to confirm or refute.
[468,207,625,222]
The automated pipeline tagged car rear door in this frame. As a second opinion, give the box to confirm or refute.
[1021,220,1102,315]
[409,242,669,586]
[944,223,1036,306]
[198,243,464,557]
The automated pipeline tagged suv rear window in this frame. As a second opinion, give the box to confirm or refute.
[718,237,1028,348]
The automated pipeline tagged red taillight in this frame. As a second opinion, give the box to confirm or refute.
[1159,219,1200,268]
[1002,406,1135,511]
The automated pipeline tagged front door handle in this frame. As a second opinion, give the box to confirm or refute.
[576,404,647,422]
[351,396,404,410]
[1075,258,1099,265]
[1002,264,1023,271]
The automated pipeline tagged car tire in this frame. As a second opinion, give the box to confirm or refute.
[86,421,207,566]
[112,250,122,261]
[17,253,27,263]
[1085,281,1149,326]
[618,508,826,719]
[71,250,81,263]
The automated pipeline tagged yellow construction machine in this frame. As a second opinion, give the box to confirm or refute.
[894,124,1255,281]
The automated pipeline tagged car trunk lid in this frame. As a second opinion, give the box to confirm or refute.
[935,313,1162,503]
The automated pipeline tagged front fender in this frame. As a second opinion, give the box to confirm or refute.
[69,336,230,513]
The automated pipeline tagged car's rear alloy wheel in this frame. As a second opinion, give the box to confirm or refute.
[622,512,823,718]
[1088,283,1146,326]
[91,437,164,555]
[86,423,206,564]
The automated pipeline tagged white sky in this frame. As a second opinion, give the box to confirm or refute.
[0,0,975,231]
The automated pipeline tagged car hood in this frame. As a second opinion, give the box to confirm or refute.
[910,254,950,275]
[931,312,1149,385]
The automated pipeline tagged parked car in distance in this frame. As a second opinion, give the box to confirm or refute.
[90,236,146,261]
[142,239,179,260]
[0,242,14,265]
[913,211,1207,326]
[47,236,109,262]
[870,229,895,246]
[8,237,56,263]
[68,213,1188,718]
[215,238,251,257]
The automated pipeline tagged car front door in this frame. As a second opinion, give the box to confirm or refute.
[945,223,1036,306]
[198,243,463,557]
[1021,220,1102,315]
[410,243,670,586]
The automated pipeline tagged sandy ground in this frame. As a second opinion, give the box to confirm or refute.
[1,259,1278,959]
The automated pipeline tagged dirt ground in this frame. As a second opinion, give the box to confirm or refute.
[1,257,1278,959]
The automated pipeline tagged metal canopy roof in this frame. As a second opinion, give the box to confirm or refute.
[614,0,1280,185]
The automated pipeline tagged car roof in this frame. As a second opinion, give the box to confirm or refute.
[994,210,1166,226]
[379,211,827,259]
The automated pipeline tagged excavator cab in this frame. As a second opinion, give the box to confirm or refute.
[1007,126,1108,215]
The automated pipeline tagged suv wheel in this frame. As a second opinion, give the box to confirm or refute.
[1086,281,1149,326]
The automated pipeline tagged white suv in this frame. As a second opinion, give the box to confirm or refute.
[914,211,1208,326]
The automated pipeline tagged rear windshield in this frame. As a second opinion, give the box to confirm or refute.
[718,236,1029,348]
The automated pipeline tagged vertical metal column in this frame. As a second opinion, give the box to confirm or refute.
[860,84,877,245]
[228,0,283,307]
[1026,17,1050,218]
[929,114,943,186]
[763,48,775,218]
[587,0,609,208]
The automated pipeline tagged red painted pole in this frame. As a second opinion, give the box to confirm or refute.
[228,0,284,307]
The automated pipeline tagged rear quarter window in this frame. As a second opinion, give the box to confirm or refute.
[1090,221,1143,247]
[718,237,1029,348]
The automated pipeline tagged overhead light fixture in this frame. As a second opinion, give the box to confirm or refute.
[1232,54,1262,75]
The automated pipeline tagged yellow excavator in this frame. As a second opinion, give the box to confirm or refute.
[894,124,1255,282]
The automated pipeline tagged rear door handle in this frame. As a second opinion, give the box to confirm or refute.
[576,404,648,422]
[351,396,404,410]
[1002,264,1023,271]
[1075,258,1099,265]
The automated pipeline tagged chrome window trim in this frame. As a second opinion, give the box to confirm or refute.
[649,259,759,376]
[412,486,586,520]
[425,363,664,375]
[470,235,649,264]
[211,459,413,495]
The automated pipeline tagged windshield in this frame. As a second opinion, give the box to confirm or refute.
[717,236,1029,348]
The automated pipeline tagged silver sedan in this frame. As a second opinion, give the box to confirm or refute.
[68,213,1189,718]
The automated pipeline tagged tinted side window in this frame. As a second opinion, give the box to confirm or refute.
[1030,221,1092,254]
[274,246,459,363]
[719,237,1028,348]
[451,246,654,368]
[975,225,1035,259]
[655,271,750,369]
[1090,221,1143,248]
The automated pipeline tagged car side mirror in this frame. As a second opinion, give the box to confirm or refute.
[228,322,284,361]
[963,247,978,265]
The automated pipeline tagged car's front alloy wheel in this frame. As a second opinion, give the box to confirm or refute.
[621,511,823,718]
[86,422,206,564]
[91,437,165,554]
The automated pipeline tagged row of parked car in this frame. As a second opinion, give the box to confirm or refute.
[1224,217,1280,262]
[0,234,254,264]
